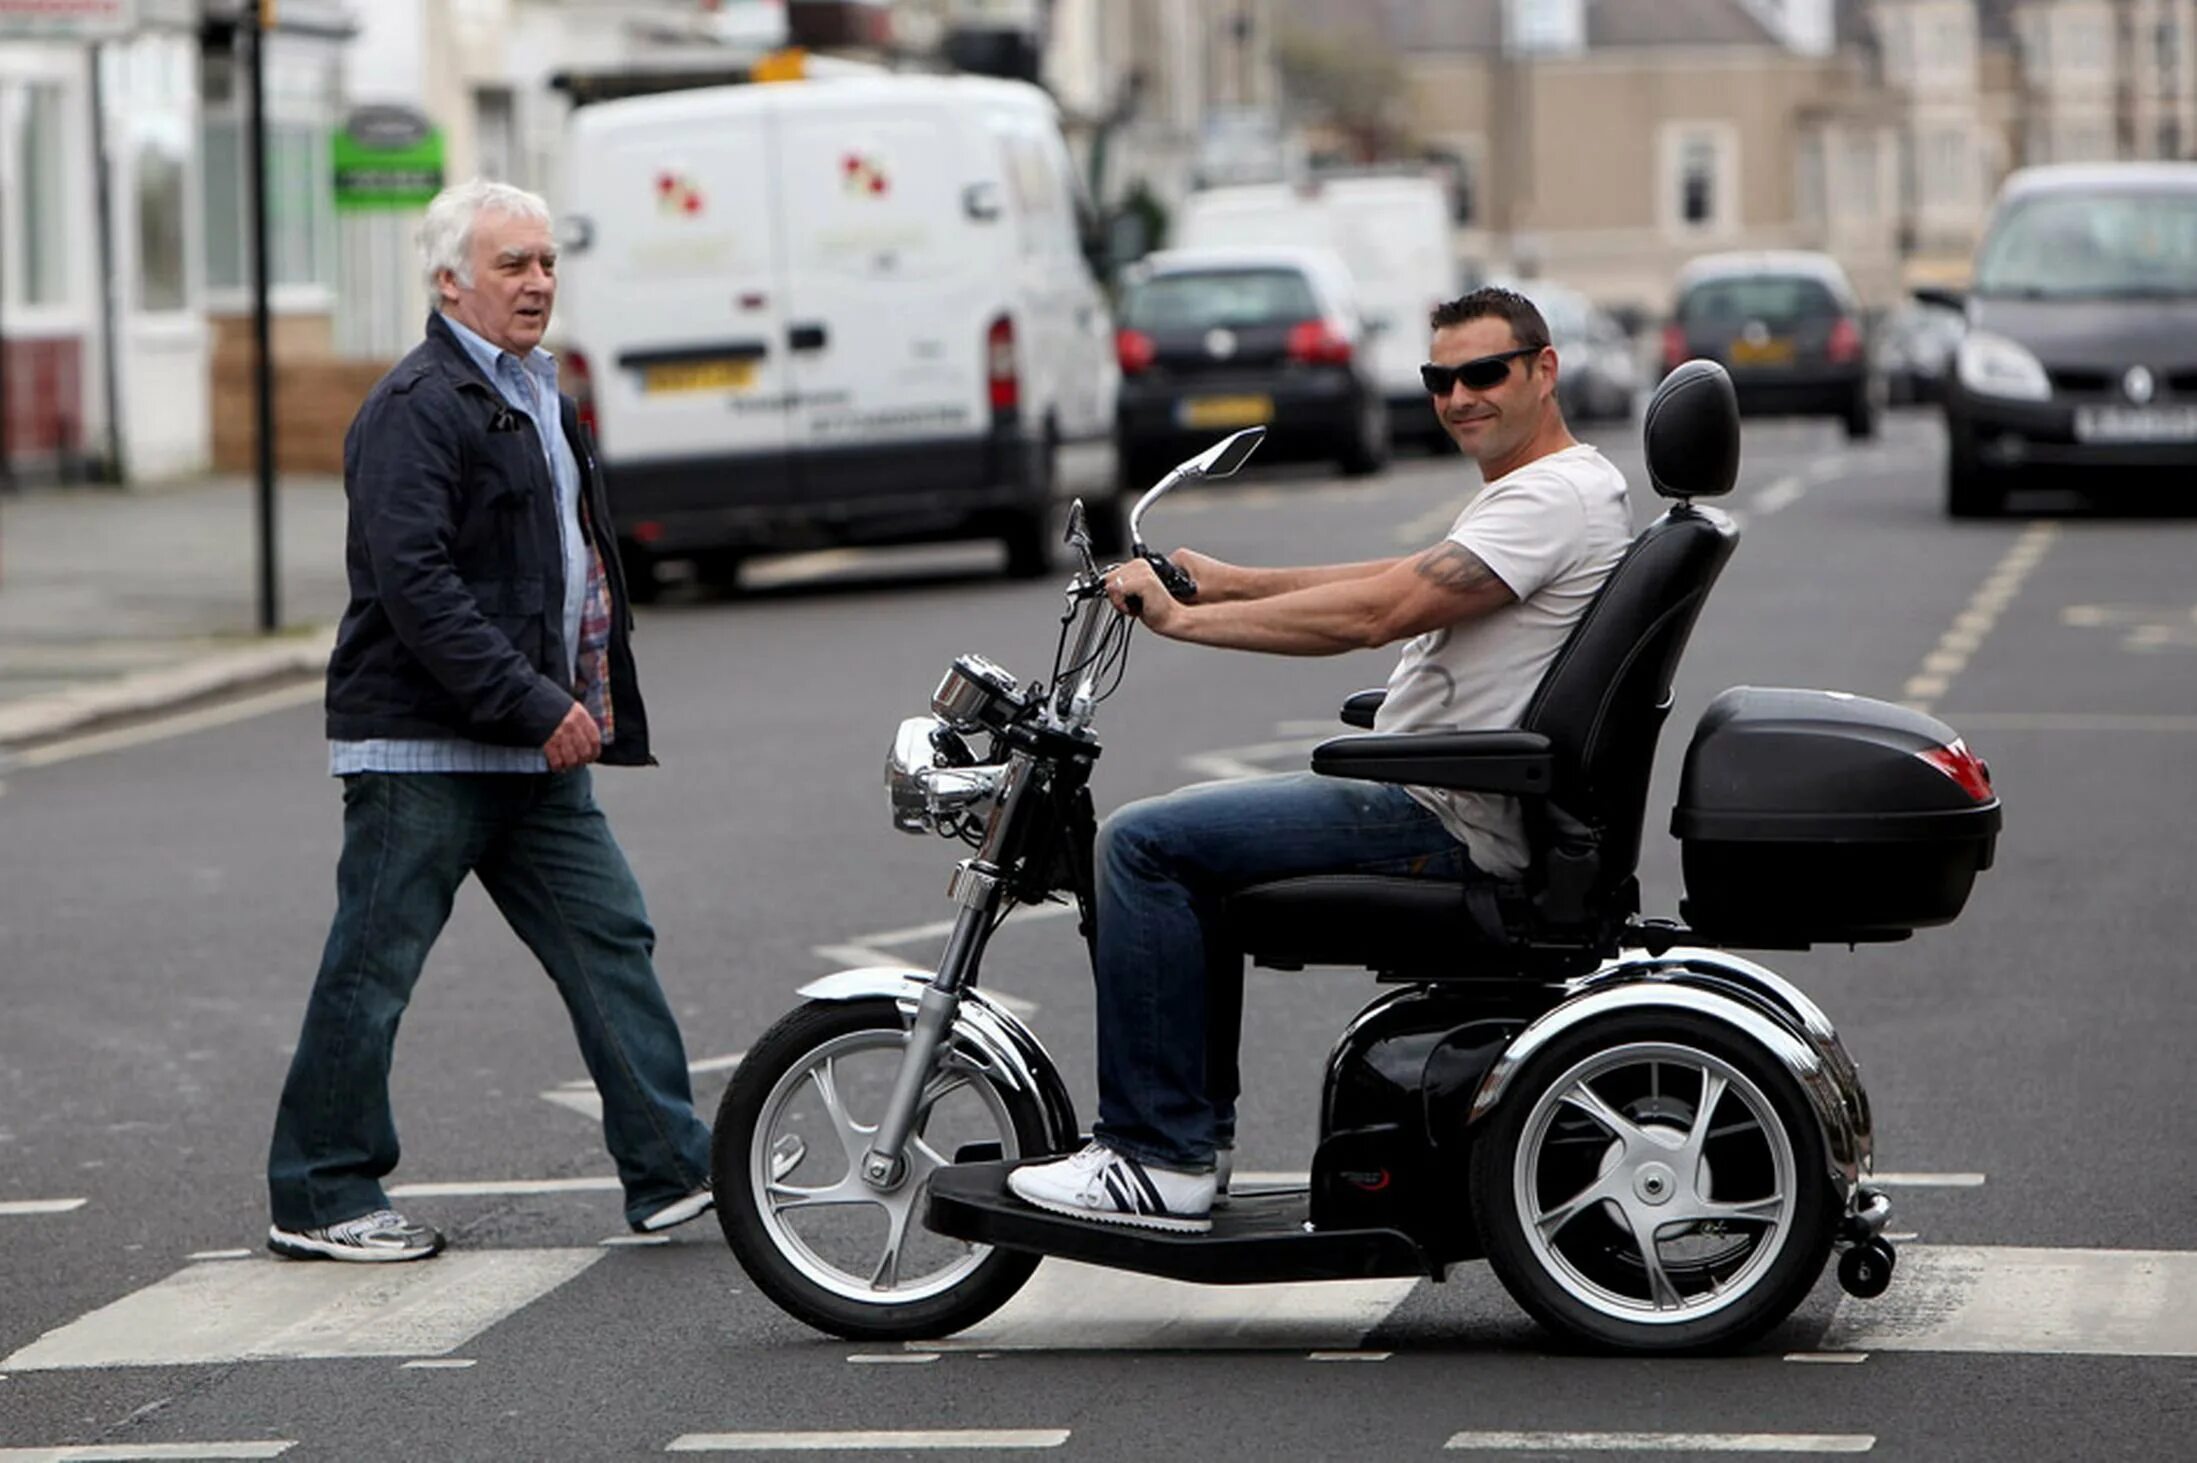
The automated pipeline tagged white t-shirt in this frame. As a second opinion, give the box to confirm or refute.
[1373,443,1634,877]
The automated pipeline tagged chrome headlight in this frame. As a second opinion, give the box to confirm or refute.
[886,715,1007,833]
[1956,331,2050,402]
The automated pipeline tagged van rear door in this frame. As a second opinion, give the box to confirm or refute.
[562,96,792,491]
[772,93,1001,500]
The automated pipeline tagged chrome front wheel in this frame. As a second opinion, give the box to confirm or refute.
[714,998,1043,1340]
[1470,1012,1836,1353]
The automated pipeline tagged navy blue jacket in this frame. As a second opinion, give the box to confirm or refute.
[324,312,652,765]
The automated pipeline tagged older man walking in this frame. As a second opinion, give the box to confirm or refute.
[265,179,714,1261]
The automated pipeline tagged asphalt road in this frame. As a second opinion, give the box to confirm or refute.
[2,407,2194,1461]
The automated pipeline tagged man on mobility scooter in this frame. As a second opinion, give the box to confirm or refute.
[1008,288,1634,1232]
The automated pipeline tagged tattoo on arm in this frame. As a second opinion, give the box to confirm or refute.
[1412,542,1513,600]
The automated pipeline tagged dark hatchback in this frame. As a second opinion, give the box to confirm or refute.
[1661,251,1878,439]
[1113,246,1391,489]
[1930,163,2197,517]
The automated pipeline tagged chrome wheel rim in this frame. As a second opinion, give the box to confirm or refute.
[1513,1041,1797,1325]
[750,1026,1017,1306]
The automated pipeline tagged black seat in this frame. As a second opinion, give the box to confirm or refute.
[1226,360,1744,978]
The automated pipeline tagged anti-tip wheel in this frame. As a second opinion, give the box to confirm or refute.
[1837,1239,1896,1300]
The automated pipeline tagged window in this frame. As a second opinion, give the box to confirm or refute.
[1928,128,1967,203]
[136,116,189,312]
[6,81,69,308]
[2161,118,2183,160]
[199,50,337,297]
[474,87,516,185]
[1844,134,1878,219]
[1662,125,1735,236]
[1682,138,1717,226]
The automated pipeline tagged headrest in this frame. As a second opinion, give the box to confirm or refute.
[1642,359,1740,501]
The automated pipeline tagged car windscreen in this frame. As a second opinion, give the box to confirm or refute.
[1676,275,1841,326]
[1124,269,1321,331]
[1973,190,2197,298]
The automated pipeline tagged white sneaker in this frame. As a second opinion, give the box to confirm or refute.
[633,1182,713,1234]
[1007,1142,1214,1233]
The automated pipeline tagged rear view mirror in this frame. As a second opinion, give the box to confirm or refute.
[1192,426,1266,480]
[1128,427,1266,549]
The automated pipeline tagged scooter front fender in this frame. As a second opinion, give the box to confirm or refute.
[1465,950,1874,1203]
[796,967,1080,1154]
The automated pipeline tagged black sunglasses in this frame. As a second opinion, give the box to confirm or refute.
[1420,347,1539,396]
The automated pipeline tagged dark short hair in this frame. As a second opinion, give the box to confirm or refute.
[1430,287,1551,353]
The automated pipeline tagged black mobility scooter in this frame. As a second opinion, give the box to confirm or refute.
[711,361,2003,1354]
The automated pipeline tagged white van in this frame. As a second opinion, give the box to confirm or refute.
[1176,175,1463,447]
[558,75,1119,593]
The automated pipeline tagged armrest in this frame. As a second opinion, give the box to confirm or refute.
[1339,688,1387,729]
[1312,730,1554,796]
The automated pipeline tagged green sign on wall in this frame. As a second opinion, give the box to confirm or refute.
[333,105,445,212]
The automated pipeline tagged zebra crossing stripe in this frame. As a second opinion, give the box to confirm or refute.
[667,1432,1067,1452]
[1823,1244,2197,1357]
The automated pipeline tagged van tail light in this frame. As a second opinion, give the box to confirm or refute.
[1661,323,1688,371]
[987,314,1019,415]
[1828,315,1863,364]
[1116,328,1157,375]
[1918,739,1994,803]
[566,347,599,443]
[1286,320,1353,365]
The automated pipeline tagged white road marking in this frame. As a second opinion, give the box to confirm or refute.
[1933,711,2197,733]
[1309,1350,1389,1362]
[1752,473,1807,515]
[667,1431,1069,1452]
[1824,1245,2197,1357]
[1903,522,2056,712]
[1397,500,1462,544]
[1870,1172,1985,1188]
[847,1351,939,1364]
[600,1234,671,1248]
[400,1358,476,1369]
[1,1249,600,1369]
[807,908,1070,1018]
[185,1250,255,1262]
[925,1257,1415,1351]
[6,681,325,770]
[0,1446,298,1461]
[388,1177,618,1198]
[1445,1433,1873,1454]
[540,1049,749,1123]
[1179,734,1327,783]
[0,1199,87,1216]
[1785,1351,1869,1364]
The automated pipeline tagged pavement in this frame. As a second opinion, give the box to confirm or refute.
[0,474,350,752]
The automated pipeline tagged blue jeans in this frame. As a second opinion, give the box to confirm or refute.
[268,770,714,1231]
[1091,772,1481,1170]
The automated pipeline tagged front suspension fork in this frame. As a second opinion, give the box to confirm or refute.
[861,863,1003,1187]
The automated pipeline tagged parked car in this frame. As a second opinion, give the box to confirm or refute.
[1496,277,1640,423]
[1176,175,1462,449]
[1113,245,1391,486]
[1931,162,2197,518]
[558,74,1121,590]
[1877,298,1966,405]
[1662,251,1878,439]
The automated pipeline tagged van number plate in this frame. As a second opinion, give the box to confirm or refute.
[1178,394,1273,429]
[2074,406,2197,442]
[643,359,758,394]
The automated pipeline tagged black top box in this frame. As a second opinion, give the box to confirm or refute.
[1672,687,2002,947]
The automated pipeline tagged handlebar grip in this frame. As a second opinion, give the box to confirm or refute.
[1148,553,1198,602]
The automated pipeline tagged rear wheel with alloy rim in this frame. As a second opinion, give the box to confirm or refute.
[714,998,1045,1341]
[1469,1012,1836,1354]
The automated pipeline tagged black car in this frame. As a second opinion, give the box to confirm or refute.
[1113,245,1392,489]
[1929,162,2197,518]
[1662,251,1878,439]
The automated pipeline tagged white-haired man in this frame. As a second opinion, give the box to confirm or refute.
[266,179,715,1261]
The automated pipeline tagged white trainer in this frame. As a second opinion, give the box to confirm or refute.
[1007,1142,1215,1233]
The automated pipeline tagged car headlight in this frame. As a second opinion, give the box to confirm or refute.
[1956,331,2050,402]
